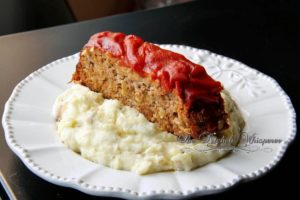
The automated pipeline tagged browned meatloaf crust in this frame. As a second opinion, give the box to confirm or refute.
[72,31,229,139]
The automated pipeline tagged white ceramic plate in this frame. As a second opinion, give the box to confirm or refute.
[2,45,296,199]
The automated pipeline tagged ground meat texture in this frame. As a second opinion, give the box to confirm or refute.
[72,47,229,139]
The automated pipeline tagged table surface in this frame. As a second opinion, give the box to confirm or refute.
[0,0,299,199]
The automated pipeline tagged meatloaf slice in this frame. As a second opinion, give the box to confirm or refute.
[72,31,229,139]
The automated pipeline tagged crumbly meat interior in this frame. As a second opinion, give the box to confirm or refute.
[72,48,228,138]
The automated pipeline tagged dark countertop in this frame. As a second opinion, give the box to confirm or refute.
[0,0,299,199]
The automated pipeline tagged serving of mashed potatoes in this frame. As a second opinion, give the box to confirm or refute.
[53,84,244,175]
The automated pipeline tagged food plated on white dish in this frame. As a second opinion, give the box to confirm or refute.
[2,31,296,199]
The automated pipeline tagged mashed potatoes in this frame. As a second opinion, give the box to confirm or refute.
[53,84,244,175]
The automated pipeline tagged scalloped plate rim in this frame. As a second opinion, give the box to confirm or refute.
[2,44,297,199]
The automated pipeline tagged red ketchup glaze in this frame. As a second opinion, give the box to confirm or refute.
[85,31,223,109]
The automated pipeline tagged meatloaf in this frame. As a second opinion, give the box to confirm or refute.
[72,31,229,139]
